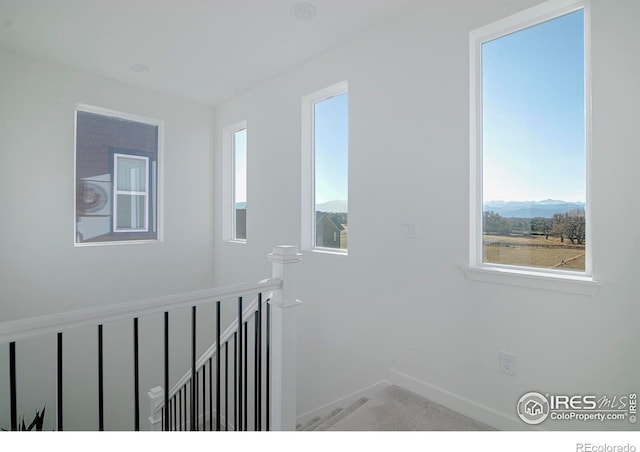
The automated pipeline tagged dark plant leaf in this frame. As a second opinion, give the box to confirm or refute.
[35,406,46,431]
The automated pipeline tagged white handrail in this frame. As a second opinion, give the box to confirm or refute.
[0,278,282,344]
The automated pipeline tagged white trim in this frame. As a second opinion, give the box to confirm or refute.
[463,265,600,295]
[388,369,536,431]
[469,0,592,287]
[307,247,348,256]
[74,103,164,246]
[296,380,391,427]
[301,80,349,252]
[222,120,247,243]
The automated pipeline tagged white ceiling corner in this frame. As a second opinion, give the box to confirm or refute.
[0,0,417,106]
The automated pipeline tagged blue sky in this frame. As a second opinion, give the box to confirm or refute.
[482,9,585,203]
[314,92,349,205]
[234,128,247,204]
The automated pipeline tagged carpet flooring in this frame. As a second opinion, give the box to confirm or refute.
[310,385,494,431]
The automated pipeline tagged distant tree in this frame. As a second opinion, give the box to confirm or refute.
[483,211,511,235]
[551,210,585,245]
[563,210,586,245]
[551,213,565,242]
[531,217,552,239]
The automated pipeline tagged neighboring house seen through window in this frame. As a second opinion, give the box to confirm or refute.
[75,106,162,245]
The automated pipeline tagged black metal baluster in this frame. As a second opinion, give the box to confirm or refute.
[237,297,243,431]
[173,395,177,431]
[195,369,199,431]
[225,341,229,431]
[191,306,196,431]
[209,357,213,431]
[254,311,258,430]
[179,386,182,431]
[57,333,63,431]
[257,294,262,430]
[266,301,271,431]
[164,311,169,432]
[134,318,140,431]
[216,301,221,431]
[202,366,206,430]
[167,398,170,431]
[182,383,186,430]
[98,324,104,431]
[9,342,17,431]
[244,320,248,430]
[233,333,237,431]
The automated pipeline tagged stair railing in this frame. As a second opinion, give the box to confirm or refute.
[0,245,302,431]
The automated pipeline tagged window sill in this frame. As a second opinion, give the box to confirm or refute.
[75,238,160,247]
[226,239,247,245]
[306,247,348,256]
[463,265,601,295]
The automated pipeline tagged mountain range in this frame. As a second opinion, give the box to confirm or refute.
[483,199,585,218]
[316,200,348,213]
[240,199,581,218]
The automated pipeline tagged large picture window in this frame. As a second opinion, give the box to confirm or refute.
[470,0,589,276]
[75,106,162,245]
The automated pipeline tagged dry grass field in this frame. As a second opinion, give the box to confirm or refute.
[483,234,585,271]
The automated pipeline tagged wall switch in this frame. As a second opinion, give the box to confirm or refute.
[499,351,517,376]
[401,222,418,238]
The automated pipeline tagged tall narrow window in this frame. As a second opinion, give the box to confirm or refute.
[233,128,247,240]
[222,121,247,242]
[302,81,349,253]
[75,105,162,245]
[470,1,589,275]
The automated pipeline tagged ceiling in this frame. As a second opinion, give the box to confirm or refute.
[0,0,417,106]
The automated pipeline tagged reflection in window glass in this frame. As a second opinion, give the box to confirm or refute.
[75,109,159,244]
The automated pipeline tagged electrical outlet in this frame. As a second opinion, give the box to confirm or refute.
[500,351,517,376]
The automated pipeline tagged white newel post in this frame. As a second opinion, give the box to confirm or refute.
[148,386,164,431]
[268,245,303,431]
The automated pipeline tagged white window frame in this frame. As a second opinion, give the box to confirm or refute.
[113,153,150,232]
[301,80,349,255]
[466,0,599,294]
[74,104,164,247]
[222,120,247,243]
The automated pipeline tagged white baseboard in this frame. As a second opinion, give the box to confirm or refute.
[388,368,536,431]
[296,379,392,426]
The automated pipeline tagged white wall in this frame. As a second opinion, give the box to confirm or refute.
[0,48,217,430]
[213,0,639,431]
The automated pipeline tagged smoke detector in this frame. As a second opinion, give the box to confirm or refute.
[129,63,150,73]
[291,2,316,21]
